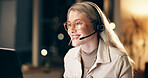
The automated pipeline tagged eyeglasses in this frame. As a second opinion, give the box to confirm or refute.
[63,20,83,31]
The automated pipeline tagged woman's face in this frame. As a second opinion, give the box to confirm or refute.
[67,10,95,46]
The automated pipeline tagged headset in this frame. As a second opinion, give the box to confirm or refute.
[79,2,104,40]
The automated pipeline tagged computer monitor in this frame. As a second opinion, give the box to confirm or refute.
[0,47,23,78]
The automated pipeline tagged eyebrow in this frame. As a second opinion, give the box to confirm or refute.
[67,19,83,22]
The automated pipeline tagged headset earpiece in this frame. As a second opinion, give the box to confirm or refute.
[98,24,104,32]
[94,21,104,33]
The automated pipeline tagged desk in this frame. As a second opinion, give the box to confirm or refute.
[22,67,63,78]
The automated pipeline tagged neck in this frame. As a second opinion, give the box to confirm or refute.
[81,35,99,54]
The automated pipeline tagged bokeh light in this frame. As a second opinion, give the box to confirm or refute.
[109,22,116,30]
[58,33,64,40]
[41,49,48,56]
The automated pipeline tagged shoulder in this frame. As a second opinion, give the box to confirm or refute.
[108,46,132,71]
[64,47,80,61]
[109,46,127,57]
[108,46,128,61]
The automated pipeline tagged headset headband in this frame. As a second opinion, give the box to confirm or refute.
[86,2,104,32]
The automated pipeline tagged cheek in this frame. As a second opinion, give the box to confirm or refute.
[80,25,94,35]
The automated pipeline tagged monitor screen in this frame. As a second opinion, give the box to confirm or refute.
[0,47,23,78]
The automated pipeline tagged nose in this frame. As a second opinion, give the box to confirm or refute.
[69,25,76,33]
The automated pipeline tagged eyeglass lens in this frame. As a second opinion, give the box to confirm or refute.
[64,20,82,31]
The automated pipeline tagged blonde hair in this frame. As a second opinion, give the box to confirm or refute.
[67,1,134,63]
[68,2,125,51]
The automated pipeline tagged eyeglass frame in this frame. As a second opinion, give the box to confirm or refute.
[63,19,84,31]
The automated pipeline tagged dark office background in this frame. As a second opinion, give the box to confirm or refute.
[14,0,104,67]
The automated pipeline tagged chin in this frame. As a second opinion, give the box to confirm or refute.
[72,40,81,46]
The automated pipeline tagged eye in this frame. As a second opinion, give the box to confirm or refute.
[75,21,82,29]
[66,22,71,28]
[75,22,81,25]
[67,23,71,27]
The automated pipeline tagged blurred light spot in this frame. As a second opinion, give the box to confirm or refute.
[109,22,116,30]
[41,49,48,56]
[58,33,64,40]
[53,16,59,22]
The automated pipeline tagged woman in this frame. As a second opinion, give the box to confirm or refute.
[63,1,133,78]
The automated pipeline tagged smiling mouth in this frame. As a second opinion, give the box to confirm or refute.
[71,35,80,40]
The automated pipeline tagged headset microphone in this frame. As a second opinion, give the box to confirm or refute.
[79,31,97,40]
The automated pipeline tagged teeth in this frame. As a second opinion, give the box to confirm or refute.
[73,36,78,38]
